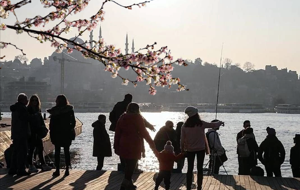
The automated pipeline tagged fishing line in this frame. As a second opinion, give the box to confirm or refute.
[215,43,223,119]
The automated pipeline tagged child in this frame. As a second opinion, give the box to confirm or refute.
[92,114,112,170]
[155,141,185,190]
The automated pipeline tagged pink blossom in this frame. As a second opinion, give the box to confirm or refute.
[67,48,73,54]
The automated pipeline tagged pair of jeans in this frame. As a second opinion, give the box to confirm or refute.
[265,164,281,177]
[27,135,45,165]
[155,170,171,190]
[186,150,205,190]
[54,145,70,169]
[209,154,222,174]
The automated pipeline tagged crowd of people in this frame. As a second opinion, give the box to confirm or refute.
[6,93,76,177]
[3,93,300,190]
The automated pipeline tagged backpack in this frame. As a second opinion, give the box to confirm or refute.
[238,137,250,157]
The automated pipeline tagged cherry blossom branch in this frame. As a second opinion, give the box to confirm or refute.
[0,41,26,59]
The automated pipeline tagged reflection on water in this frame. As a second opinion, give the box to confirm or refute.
[70,112,298,177]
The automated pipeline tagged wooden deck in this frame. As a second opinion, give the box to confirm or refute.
[1,169,300,190]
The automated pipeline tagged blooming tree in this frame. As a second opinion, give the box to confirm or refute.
[0,0,189,95]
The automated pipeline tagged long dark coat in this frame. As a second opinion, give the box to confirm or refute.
[109,100,130,131]
[48,105,76,147]
[10,102,30,140]
[92,120,112,157]
[154,126,179,153]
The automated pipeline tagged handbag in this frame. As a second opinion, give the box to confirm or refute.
[37,124,49,139]
[220,151,228,163]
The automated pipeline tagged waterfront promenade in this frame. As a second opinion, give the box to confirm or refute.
[0,169,300,190]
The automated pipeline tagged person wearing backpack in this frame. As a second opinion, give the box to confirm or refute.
[258,127,285,177]
[206,119,226,174]
[236,120,254,174]
[237,127,258,175]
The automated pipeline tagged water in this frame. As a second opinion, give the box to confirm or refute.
[2,112,297,177]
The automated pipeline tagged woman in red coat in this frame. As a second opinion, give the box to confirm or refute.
[114,103,157,190]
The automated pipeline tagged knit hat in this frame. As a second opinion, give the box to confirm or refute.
[164,141,174,153]
[184,106,198,117]
[266,127,276,136]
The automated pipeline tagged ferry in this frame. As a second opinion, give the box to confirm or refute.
[139,103,162,112]
[197,103,266,113]
[274,104,300,114]
[73,102,114,113]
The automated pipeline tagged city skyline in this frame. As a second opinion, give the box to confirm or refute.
[1,0,299,72]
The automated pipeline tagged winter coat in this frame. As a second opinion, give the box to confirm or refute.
[114,113,155,159]
[109,100,131,131]
[92,120,112,157]
[27,106,45,139]
[206,129,225,156]
[154,126,179,153]
[258,135,285,167]
[10,102,30,140]
[47,105,76,147]
[290,145,300,169]
[155,150,184,171]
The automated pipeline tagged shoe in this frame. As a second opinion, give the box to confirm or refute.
[64,169,69,176]
[96,166,102,171]
[41,164,52,171]
[8,170,17,176]
[52,170,60,177]
[28,165,38,173]
[17,171,30,176]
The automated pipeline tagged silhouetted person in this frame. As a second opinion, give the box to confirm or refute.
[9,93,30,176]
[175,121,185,173]
[206,120,226,175]
[48,95,76,177]
[92,114,112,170]
[290,134,300,177]
[27,94,52,173]
[181,107,223,190]
[114,103,157,190]
[258,127,285,177]
[109,94,132,132]
[236,120,254,174]
[154,121,179,153]
[237,127,258,175]
[154,141,185,190]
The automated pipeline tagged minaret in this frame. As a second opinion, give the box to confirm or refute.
[125,34,129,54]
[99,26,102,39]
[89,30,93,48]
[132,39,135,53]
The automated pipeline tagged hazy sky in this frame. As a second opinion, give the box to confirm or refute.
[1,0,300,72]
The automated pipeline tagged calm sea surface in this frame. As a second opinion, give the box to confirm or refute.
[2,112,298,177]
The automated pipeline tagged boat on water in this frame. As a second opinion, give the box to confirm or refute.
[139,103,163,112]
[274,104,300,114]
[199,103,266,113]
[0,117,82,163]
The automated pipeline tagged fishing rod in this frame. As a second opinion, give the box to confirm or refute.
[215,43,224,119]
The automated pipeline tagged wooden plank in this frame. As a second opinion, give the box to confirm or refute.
[2,169,300,190]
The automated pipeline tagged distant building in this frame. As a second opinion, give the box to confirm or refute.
[3,77,50,102]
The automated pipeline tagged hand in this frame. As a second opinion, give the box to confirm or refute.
[149,125,156,132]
[219,121,225,126]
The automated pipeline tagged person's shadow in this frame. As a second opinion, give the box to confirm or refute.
[214,175,247,190]
[69,170,106,189]
[104,171,141,190]
[250,175,300,190]
[0,169,38,190]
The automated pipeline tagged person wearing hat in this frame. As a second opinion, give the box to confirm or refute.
[181,106,224,190]
[258,127,285,177]
[290,134,300,177]
[154,141,185,190]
